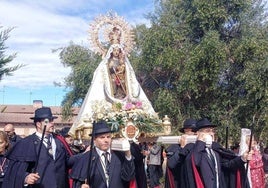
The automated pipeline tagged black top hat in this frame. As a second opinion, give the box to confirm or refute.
[90,121,112,136]
[179,118,197,133]
[195,118,216,131]
[60,127,71,137]
[30,107,58,120]
[231,142,240,150]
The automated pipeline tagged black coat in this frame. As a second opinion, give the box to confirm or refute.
[2,133,70,188]
[166,143,195,188]
[0,155,9,188]
[71,148,135,188]
[9,133,22,147]
[212,142,250,188]
[130,142,147,188]
[192,141,250,188]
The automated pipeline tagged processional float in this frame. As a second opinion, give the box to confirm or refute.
[68,12,172,146]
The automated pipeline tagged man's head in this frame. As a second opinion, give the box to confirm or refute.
[196,118,217,146]
[60,127,74,145]
[264,147,268,154]
[196,118,217,132]
[30,107,58,134]
[92,121,112,152]
[231,142,240,154]
[179,118,197,135]
[4,123,15,138]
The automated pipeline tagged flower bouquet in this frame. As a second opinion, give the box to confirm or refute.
[91,99,163,134]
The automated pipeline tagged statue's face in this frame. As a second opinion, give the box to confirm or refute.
[112,47,120,57]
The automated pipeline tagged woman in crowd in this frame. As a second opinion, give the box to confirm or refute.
[0,131,10,188]
[239,128,265,188]
[248,139,265,187]
[262,146,268,186]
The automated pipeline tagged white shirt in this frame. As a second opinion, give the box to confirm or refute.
[95,147,111,186]
[35,132,56,159]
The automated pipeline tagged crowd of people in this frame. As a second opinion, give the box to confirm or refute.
[164,118,268,188]
[0,107,267,188]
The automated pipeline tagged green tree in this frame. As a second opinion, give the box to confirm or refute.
[135,0,268,143]
[55,42,101,120]
[59,0,268,144]
[0,26,21,80]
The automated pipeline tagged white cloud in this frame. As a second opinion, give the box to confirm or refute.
[0,0,154,89]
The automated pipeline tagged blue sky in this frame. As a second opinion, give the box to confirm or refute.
[0,0,155,106]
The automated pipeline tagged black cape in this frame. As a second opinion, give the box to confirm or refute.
[3,133,70,188]
[191,141,250,188]
[70,147,135,188]
[165,143,196,188]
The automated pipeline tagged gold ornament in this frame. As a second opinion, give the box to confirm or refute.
[88,11,135,57]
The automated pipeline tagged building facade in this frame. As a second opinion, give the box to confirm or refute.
[0,101,79,137]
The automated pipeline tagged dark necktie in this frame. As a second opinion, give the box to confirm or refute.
[208,148,216,166]
[207,148,218,188]
[102,152,110,174]
[45,134,53,157]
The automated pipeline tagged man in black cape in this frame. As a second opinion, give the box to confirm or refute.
[191,118,251,188]
[3,107,72,188]
[165,118,197,188]
[70,121,135,188]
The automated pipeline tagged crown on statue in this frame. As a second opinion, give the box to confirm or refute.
[88,11,135,56]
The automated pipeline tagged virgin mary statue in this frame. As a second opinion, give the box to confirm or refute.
[69,13,159,138]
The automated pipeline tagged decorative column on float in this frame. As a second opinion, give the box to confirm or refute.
[162,115,171,135]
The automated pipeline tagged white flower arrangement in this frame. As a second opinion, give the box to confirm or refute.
[91,99,163,133]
